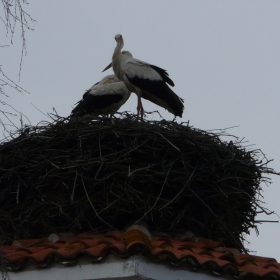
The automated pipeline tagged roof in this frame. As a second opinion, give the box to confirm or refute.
[1,224,280,279]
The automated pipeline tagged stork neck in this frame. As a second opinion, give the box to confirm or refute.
[113,42,123,60]
[112,54,123,81]
[112,41,124,81]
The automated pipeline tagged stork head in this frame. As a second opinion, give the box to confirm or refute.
[115,34,123,45]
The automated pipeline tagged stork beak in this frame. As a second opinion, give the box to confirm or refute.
[102,62,112,72]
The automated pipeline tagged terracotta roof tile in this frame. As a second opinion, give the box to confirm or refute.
[4,251,30,263]
[54,242,86,258]
[12,239,44,247]
[152,247,190,260]
[1,225,280,279]
[77,238,99,247]
[239,264,280,278]
[83,243,111,259]
[193,237,224,248]
[109,242,127,255]
[26,248,55,264]
[1,247,15,256]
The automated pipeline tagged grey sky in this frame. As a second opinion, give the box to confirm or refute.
[1,1,280,260]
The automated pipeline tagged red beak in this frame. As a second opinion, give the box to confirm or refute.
[102,62,112,72]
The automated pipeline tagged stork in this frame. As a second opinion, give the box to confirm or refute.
[102,34,184,120]
[71,74,131,117]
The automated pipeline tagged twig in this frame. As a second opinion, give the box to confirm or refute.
[70,171,78,203]
[159,167,196,210]
[154,132,181,152]
[134,167,171,223]
[16,180,20,204]
[255,220,279,223]
[128,164,156,177]
[81,177,116,230]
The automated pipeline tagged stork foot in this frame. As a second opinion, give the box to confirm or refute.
[140,111,144,122]
[110,114,115,124]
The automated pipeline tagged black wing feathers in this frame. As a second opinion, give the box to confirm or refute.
[71,94,123,116]
[149,65,175,87]
[127,74,184,117]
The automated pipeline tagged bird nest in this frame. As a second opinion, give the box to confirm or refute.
[0,112,277,250]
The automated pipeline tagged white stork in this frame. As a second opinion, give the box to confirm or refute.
[102,34,184,120]
[71,74,131,117]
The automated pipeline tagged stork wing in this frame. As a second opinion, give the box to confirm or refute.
[124,58,174,87]
[72,94,123,117]
[71,83,130,117]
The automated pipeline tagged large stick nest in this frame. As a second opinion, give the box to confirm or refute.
[0,113,277,249]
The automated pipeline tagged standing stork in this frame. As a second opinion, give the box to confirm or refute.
[71,74,131,117]
[102,34,184,120]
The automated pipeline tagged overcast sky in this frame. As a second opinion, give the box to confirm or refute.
[1,1,280,260]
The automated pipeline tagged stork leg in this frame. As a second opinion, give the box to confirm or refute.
[136,90,144,121]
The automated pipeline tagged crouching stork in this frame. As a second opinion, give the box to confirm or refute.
[71,74,131,117]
